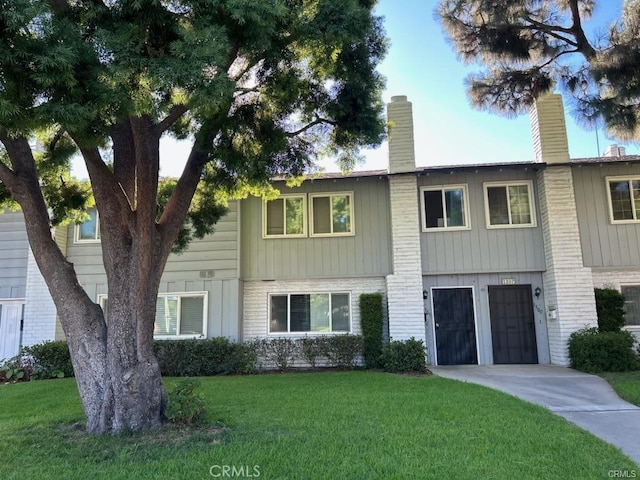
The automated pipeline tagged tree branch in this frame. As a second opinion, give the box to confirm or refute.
[567,0,597,60]
[156,104,189,134]
[286,117,336,137]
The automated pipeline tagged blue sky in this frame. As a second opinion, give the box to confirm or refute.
[352,0,640,172]
[152,0,640,177]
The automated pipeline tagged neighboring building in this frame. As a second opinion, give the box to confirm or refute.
[2,94,639,366]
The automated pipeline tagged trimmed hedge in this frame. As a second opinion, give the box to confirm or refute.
[382,337,427,373]
[359,293,384,369]
[22,341,74,379]
[154,338,258,376]
[568,327,639,373]
[595,288,626,332]
[22,334,366,378]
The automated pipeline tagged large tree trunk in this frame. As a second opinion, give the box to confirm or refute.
[1,114,205,434]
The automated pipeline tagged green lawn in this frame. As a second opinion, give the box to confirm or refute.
[600,371,640,407]
[0,372,637,479]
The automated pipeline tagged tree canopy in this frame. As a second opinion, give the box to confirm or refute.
[0,0,387,434]
[437,0,640,141]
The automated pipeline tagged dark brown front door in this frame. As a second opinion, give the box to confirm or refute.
[488,285,538,364]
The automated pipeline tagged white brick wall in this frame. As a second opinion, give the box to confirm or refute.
[537,167,597,365]
[242,277,387,339]
[386,175,425,342]
[22,246,57,346]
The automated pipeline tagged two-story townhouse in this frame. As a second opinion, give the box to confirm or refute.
[385,94,639,367]
[4,93,639,367]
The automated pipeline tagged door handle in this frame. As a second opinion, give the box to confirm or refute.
[435,323,440,328]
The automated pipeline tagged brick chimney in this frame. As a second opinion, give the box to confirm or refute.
[387,95,416,173]
[530,94,570,164]
[603,144,626,157]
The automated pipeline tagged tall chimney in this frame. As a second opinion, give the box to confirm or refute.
[387,95,416,173]
[530,94,570,164]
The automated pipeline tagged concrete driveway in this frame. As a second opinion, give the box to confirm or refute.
[430,364,640,466]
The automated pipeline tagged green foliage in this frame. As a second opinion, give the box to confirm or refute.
[437,0,640,141]
[568,327,640,373]
[298,337,326,369]
[153,338,258,376]
[359,293,384,369]
[382,338,428,374]
[259,338,299,371]
[595,288,627,333]
[324,334,363,369]
[165,379,208,426]
[22,341,74,379]
[0,355,31,383]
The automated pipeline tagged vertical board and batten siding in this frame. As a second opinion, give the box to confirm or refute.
[65,201,242,339]
[0,212,28,299]
[240,176,392,280]
[572,163,640,267]
[423,272,550,366]
[417,168,546,274]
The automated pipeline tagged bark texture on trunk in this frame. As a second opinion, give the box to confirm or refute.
[0,113,205,434]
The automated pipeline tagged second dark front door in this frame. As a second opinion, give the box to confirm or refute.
[488,285,538,364]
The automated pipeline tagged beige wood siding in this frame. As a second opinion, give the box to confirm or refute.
[240,176,392,280]
[573,163,640,267]
[0,212,28,298]
[418,168,546,274]
[64,202,241,339]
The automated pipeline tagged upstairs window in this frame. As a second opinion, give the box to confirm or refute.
[421,185,469,231]
[75,208,100,242]
[263,195,306,238]
[607,177,640,223]
[310,193,354,236]
[484,181,536,228]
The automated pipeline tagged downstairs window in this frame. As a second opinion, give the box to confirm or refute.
[269,293,350,333]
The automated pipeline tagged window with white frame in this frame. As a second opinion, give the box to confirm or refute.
[606,177,640,223]
[99,292,207,338]
[75,208,100,242]
[263,195,306,237]
[484,181,536,228]
[269,293,350,333]
[621,286,640,326]
[310,192,354,236]
[420,185,469,230]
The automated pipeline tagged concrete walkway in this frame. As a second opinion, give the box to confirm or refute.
[430,364,640,466]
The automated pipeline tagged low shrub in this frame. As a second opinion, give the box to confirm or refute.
[360,293,384,369]
[324,334,363,369]
[165,379,208,426]
[595,288,626,332]
[298,337,327,369]
[568,327,639,373]
[0,355,32,383]
[22,341,73,379]
[382,337,427,373]
[154,338,258,376]
[259,338,299,371]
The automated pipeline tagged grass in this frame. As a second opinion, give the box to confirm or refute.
[600,371,640,407]
[0,372,638,479]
